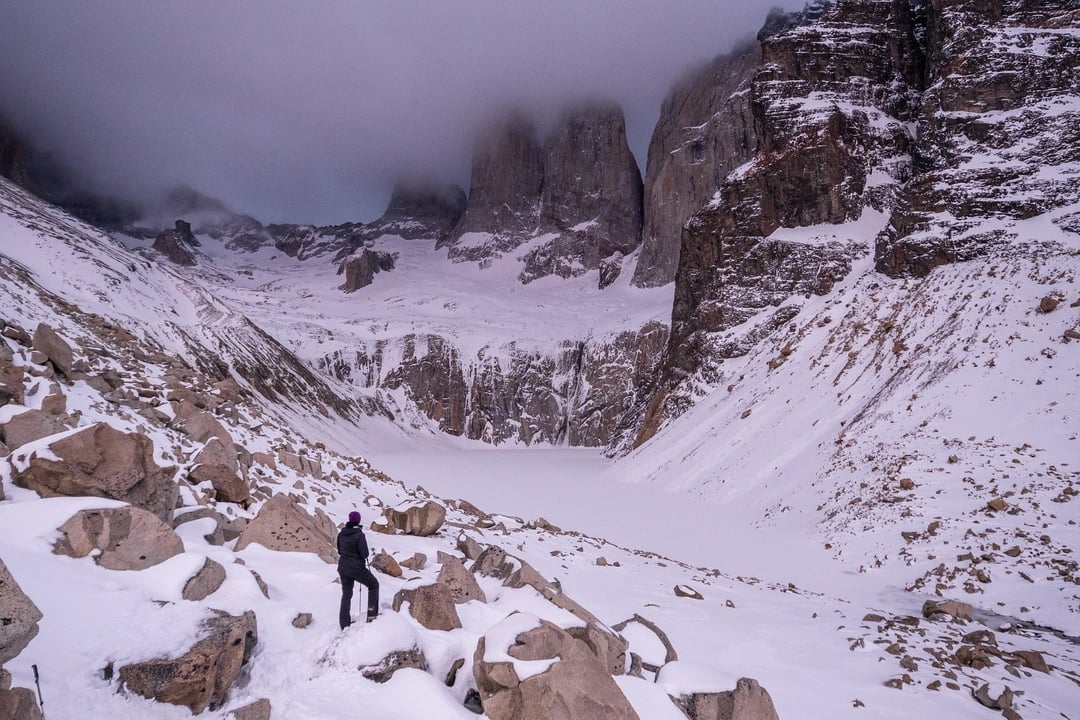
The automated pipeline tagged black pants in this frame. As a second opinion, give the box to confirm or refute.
[339,568,379,629]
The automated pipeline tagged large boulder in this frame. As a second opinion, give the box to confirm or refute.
[0,410,67,450]
[31,324,73,377]
[437,556,487,604]
[11,423,178,521]
[188,438,250,506]
[474,615,639,720]
[380,500,446,537]
[0,686,42,720]
[0,559,43,666]
[672,677,780,720]
[173,507,228,546]
[234,494,336,563]
[392,583,462,631]
[53,506,184,571]
[119,609,257,714]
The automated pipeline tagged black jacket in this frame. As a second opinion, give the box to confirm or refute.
[337,524,370,576]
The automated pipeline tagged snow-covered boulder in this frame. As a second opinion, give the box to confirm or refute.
[668,676,780,720]
[473,614,639,720]
[0,559,42,666]
[10,423,178,521]
[233,493,337,563]
[53,506,184,571]
[118,609,257,714]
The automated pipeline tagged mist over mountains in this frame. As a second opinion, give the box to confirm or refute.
[0,0,800,225]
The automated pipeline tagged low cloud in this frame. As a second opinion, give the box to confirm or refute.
[0,1,799,224]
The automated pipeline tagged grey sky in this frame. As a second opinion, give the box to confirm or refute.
[0,1,800,225]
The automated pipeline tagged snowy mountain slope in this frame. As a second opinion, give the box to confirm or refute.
[0,178,390,436]
[4,164,1078,720]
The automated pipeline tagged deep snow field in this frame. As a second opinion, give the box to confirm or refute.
[1,175,1079,719]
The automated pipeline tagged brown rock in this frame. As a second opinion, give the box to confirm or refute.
[0,559,43,666]
[474,617,639,720]
[359,647,428,684]
[437,556,487,604]
[674,584,704,600]
[119,610,257,714]
[987,497,1008,512]
[0,686,42,720]
[189,438,250,505]
[392,584,462,631]
[0,346,23,407]
[381,501,446,536]
[457,533,483,560]
[922,599,973,622]
[228,698,271,720]
[11,423,178,521]
[31,324,73,377]
[674,677,780,720]
[472,546,515,579]
[152,221,198,266]
[400,553,427,571]
[0,410,67,450]
[1013,650,1049,673]
[182,558,227,601]
[370,551,402,578]
[291,613,313,629]
[53,506,184,571]
[972,682,1013,710]
[1037,295,1060,313]
[234,494,337,563]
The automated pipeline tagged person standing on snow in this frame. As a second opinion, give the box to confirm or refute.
[337,510,379,629]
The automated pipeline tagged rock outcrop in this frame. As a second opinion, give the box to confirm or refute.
[473,616,639,720]
[443,114,545,262]
[673,676,780,720]
[632,0,1080,443]
[322,320,667,447]
[444,105,643,286]
[633,43,761,288]
[340,248,396,292]
[234,494,337,563]
[119,610,257,714]
[0,559,42,666]
[378,500,446,537]
[152,220,199,266]
[12,423,178,521]
[53,506,185,571]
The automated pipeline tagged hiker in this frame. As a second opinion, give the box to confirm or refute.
[337,510,379,629]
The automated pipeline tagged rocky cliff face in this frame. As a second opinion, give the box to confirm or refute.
[445,106,644,287]
[632,45,761,288]
[876,0,1080,275]
[520,104,643,287]
[634,0,1079,445]
[319,322,667,447]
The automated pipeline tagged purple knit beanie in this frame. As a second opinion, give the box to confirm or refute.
[348,511,362,524]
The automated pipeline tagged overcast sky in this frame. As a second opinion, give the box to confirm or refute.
[0,1,799,225]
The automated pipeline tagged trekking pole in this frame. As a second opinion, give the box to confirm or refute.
[31,664,46,719]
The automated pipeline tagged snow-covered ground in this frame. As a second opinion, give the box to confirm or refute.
[2,174,1079,719]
